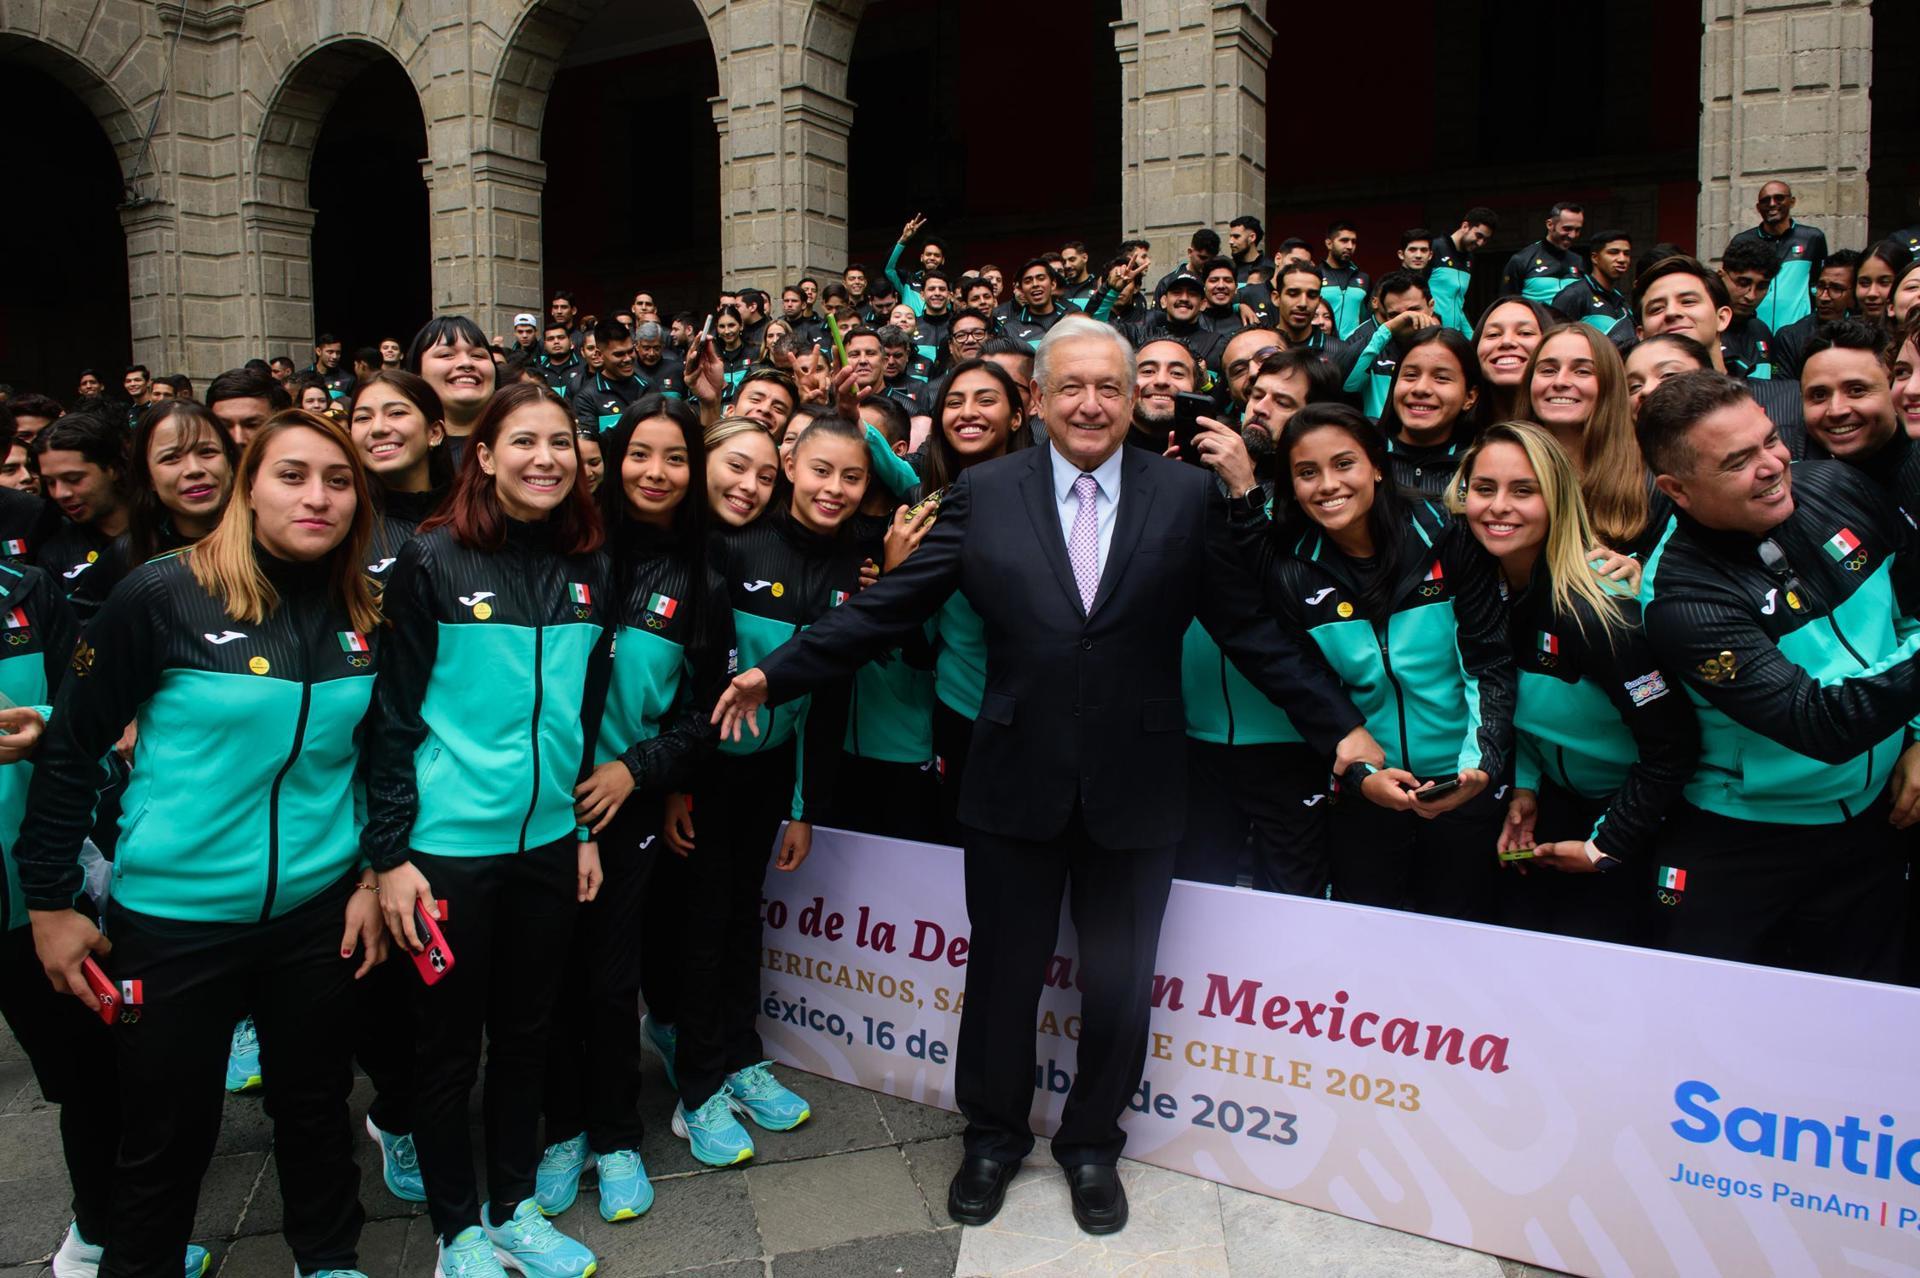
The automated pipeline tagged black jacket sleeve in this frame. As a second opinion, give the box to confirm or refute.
[620,567,733,794]
[759,470,970,706]
[575,620,616,801]
[33,572,79,707]
[1645,576,1920,765]
[1443,527,1516,782]
[1582,602,1699,860]
[15,570,166,909]
[1196,489,1363,758]
[359,538,440,870]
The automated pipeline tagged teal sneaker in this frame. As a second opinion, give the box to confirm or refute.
[593,1148,653,1222]
[365,1116,426,1203]
[481,1199,596,1278]
[298,1270,371,1277]
[225,1016,262,1092]
[726,1061,811,1131]
[434,1227,507,1278]
[641,1014,678,1091]
[671,1088,755,1166]
[533,1133,590,1216]
[51,1223,209,1277]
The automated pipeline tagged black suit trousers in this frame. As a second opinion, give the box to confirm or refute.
[956,808,1174,1168]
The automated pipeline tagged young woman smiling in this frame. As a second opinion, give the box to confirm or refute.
[405,316,498,466]
[1451,422,1698,943]
[22,410,385,1278]
[1236,404,1514,921]
[350,370,450,588]
[1523,324,1657,556]
[1855,239,1911,327]
[361,381,611,1278]
[537,395,731,1225]
[1892,311,1920,439]
[1374,328,1483,499]
[1472,297,1555,423]
[666,416,869,1168]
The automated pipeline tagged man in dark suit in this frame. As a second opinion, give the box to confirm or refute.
[713,315,1381,1235]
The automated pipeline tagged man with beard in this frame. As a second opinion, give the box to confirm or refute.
[1217,327,1283,421]
[1125,338,1197,453]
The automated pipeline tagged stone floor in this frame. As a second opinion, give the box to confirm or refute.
[0,1024,1571,1277]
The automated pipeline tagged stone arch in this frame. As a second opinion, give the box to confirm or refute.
[245,34,431,361]
[0,32,146,189]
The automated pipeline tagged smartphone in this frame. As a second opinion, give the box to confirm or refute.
[411,901,455,986]
[1497,845,1538,863]
[825,312,849,369]
[1171,392,1214,466]
[697,313,713,347]
[1415,776,1463,802]
[81,957,139,1025]
[906,487,944,521]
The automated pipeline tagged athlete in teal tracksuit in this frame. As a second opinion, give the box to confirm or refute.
[1237,473,1514,920]
[361,387,614,1268]
[21,502,383,1276]
[1643,457,1920,979]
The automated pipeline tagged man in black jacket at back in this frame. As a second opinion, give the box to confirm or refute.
[712,315,1380,1238]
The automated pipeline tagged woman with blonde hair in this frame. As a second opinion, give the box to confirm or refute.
[20,408,386,1278]
[1523,322,1657,554]
[1449,421,1697,944]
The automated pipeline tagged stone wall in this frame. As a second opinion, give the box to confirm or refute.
[0,0,1882,382]
[1697,0,1872,259]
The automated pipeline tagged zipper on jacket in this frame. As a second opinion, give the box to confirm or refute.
[519,620,546,854]
[1827,614,1867,669]
[1219,653,1235,746]
[1376,623,1411,772]
[261,614,313,922]
[1554,744,1570,792]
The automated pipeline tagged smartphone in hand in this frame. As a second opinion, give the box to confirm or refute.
[1171,392,1214,466]
[412,901,455,986]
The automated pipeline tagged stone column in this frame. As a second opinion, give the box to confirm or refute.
[709,0,859,290]
[1114,0,1272,275]
[1697,0,1871,259]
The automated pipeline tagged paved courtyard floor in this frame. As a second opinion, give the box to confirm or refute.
[0,1023,1570,1277]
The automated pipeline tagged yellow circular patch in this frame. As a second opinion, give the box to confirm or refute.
[473,601,493,620]
[771,582,785,598]
[1786,591,1801,611]
[248,656,270,675]
[85,550,99,563]
[1336,601,1353,618]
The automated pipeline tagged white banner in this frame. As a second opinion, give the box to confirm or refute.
[755,827,1920,1277]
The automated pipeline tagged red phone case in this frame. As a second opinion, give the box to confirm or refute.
[81,957,139,1025]
[412,901,455,985]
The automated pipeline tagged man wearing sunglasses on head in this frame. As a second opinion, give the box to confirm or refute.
[1636,370,1920,981]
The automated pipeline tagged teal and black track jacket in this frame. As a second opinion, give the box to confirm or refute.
[1428,233,1476,335]
[1729,220,1826,332]
[0,564,77,930]
[1331,317,1401,419]
[711,511,862,819]
[1550,274,1631,332]
[1507,568,1697,859]
[1318,261,1370,339]
[20,548,372,923]
[1234,501,1514,785]
[1500,240,1584,305]
[597,522,732,792]
[1644,461,1920,825]
[362,520,612,866]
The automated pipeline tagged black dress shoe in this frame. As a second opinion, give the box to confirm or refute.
[948,1155,1019,1225]
[1064,1163,1128,1234]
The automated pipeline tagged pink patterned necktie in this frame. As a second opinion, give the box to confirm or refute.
[1068,472,1100,611]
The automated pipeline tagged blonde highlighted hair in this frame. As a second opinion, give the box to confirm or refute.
[1448,421,1624,644]
[1522,324,1650,548]
[188,409,381,634]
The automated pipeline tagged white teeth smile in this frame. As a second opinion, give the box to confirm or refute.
[370,442,401,456]
[1545,396,1579,405]
[1317,496,1350,511]
[726,495,753,512]
[1485,522,1517,533]
[525,476,559,489]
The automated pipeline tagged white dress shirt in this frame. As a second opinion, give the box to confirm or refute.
[1048,441,1124,582]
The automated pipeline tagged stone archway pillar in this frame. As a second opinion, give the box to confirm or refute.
[1114,0,1272,277]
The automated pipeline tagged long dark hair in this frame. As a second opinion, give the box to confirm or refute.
[918,358,1030,494]
[1374,327,1483,445]
[127,400,238,564]
[598,394,712,636]
[1277,403,1411,622]
[419,382,603,554]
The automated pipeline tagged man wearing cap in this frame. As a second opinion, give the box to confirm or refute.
[510,312,540,359]
[1123,272,1229,385]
